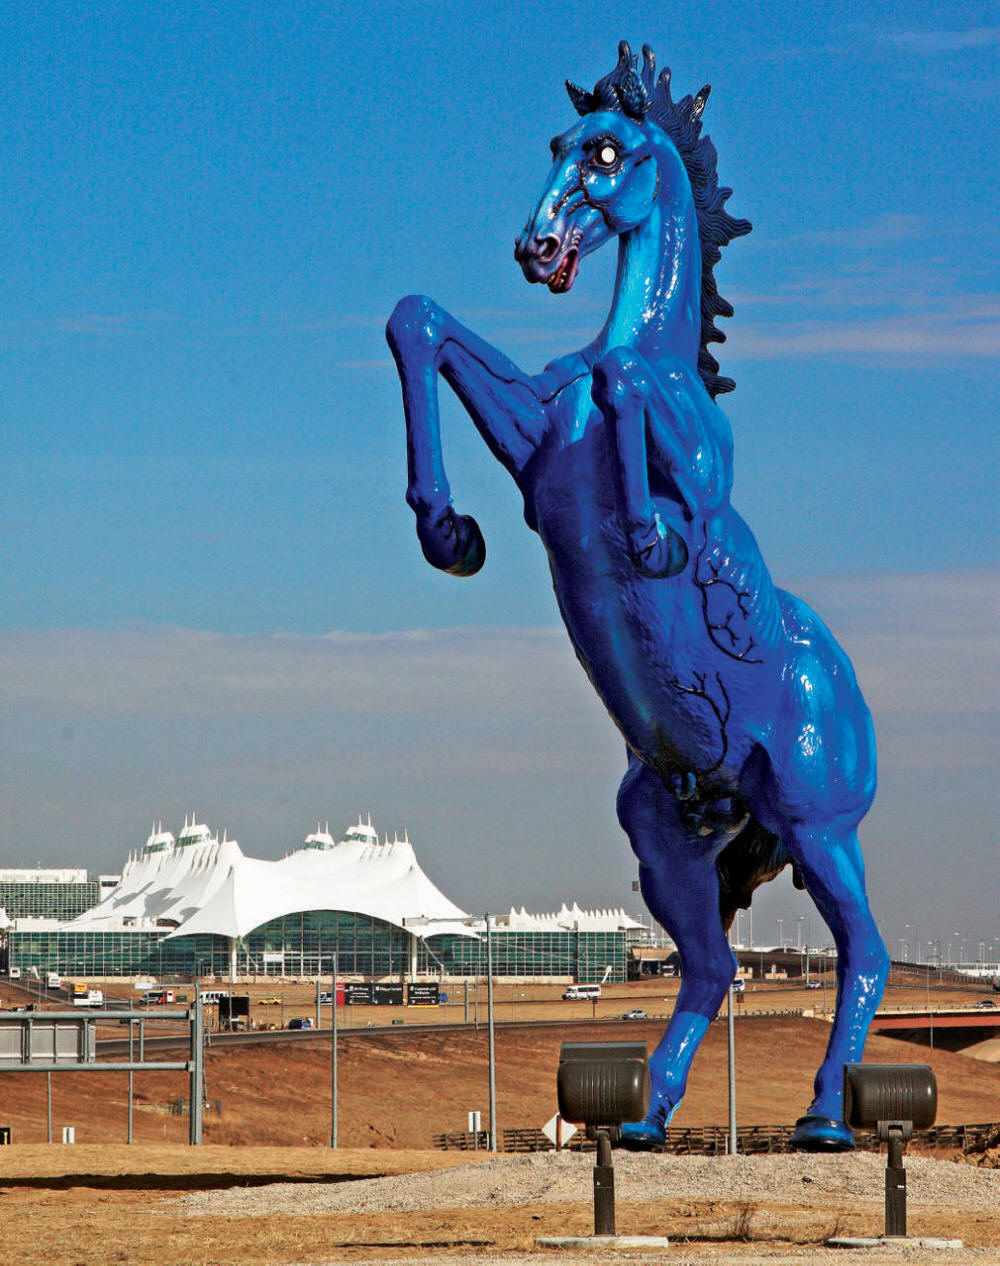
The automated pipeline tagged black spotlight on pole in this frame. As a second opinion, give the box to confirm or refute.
[556,1042,650,1236]
[843,1063,937,1239]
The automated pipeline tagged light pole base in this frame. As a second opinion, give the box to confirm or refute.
[828,1237,964,1251]
[538,1236,671,1249]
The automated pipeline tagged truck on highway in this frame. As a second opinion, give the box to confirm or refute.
[72,989,104,1007]
[138,989,175,1006]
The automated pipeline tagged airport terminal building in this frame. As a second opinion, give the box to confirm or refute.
[2,817,647,984]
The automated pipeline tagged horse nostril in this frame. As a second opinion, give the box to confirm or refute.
[535,235,560,262]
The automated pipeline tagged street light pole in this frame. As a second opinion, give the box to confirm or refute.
[403,913,498,1154]
[727,982,737,1155]
[486,914,497,1153]
[330,951,338,1149]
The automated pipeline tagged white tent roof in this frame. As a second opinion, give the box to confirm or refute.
[70,815,470,942]
[500,902,644,932]
[166,829,470,941]
[69,818,245,931]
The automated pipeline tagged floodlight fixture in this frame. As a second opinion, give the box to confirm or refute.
[843,1063,937,1238]
[557,1041,650,1236]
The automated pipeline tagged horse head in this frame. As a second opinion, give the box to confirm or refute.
[514,104,662,293]
[515,42,751,397]
[515,43,693,295]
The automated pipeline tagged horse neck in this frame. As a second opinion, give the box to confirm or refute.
[592,141,702,368]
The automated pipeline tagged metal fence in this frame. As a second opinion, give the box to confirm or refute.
[434,1120,1000,1155]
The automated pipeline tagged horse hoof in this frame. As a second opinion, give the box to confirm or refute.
[417,508,486,576]
[619,1119,665,1150]
[790,1114,855,1152]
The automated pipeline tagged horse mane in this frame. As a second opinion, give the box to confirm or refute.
[567,42,752,398]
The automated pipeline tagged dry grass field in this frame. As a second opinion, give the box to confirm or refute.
[0,974,997,1263]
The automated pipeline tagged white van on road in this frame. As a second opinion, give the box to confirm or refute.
[562,984,601,1000]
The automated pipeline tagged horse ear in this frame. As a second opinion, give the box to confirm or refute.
[566,80,595,115]
[617,68,650,119]
[641,45,656,91]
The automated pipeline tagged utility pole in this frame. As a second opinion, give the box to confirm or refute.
[330,952,338,1148]
[486,914,497,1153]
[727,983,737,1155]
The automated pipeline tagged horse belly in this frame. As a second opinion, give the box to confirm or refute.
[549,549,759,782]
[531,439,781,784]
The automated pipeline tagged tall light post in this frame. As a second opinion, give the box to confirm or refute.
[727,979,737,1155]
[777,918,785,950]
[485,914,497,1153]
[404,913,498,1152]
[330,951,338,1149]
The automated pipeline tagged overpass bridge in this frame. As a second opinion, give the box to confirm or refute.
[870,1005,1000,1053]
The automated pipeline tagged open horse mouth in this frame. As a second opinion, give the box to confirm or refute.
[548,249,579,293]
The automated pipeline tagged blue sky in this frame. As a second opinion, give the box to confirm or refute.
[1,3,997,960]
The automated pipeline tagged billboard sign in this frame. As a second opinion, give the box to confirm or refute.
[406,983,441,1006]
[0,1017,96,1065]
[218,995,250,1021]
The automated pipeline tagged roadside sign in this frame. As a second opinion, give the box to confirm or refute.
[541,1113,577,1147]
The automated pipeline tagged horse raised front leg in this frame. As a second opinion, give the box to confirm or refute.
[615,756,738,1149]
[386,294,549,575]
[591,347,731,578]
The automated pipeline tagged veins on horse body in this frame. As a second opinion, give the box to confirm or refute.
[694,525,763,664]
[669,669,731,775]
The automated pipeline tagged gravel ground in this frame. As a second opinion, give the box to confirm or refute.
[175,1150,1000,1219]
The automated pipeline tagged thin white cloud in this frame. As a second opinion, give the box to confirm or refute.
[728,303,1000,359]
[775,213,929,253]
[4,569,996,763]
[884,27,1000,54]
[1,570,995,928]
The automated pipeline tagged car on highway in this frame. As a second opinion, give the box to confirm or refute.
[976,998,997,1008]
[621,1008,648,1021]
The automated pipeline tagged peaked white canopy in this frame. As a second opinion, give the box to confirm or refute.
[70,816,471,942]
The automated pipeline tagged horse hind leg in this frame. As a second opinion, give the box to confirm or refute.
[784,823,890,1151]
[616,757,739,1148]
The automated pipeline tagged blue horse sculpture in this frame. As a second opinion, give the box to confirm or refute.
[386,43,889,1151]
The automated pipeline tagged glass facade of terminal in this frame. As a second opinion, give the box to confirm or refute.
[6,913,627,982]
[0,879,102,921]
[425,931,626,983]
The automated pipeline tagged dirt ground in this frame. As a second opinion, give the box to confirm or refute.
[0,1143,997,1266]
[0,975,998,1264]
